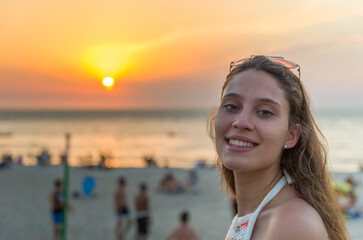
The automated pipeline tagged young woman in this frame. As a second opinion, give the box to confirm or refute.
[208,55,347,240]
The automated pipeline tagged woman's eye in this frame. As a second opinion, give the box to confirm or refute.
[258,110,273,117]
[224,104,238,111]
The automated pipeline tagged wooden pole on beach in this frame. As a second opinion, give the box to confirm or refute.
[61,133,71,240]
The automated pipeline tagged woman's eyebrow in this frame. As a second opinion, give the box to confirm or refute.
[221,92,242,100]
[256,98,281,108]
[222,93,281,108]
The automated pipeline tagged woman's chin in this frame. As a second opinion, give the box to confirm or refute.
[222,158,251,172]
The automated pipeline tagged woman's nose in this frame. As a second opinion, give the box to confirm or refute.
[231,110,254,130]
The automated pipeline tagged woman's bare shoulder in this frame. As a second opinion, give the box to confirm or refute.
[265,197,329,240]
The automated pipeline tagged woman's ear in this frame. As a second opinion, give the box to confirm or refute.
[285,124,301,149]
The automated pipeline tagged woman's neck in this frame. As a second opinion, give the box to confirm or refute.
[234,167,282,216]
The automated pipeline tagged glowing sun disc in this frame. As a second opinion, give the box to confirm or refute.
[102,77,114,87]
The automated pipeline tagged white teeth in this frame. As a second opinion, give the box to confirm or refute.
[229,139,254,148]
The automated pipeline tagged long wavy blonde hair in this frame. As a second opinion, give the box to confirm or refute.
[208,56,347,240]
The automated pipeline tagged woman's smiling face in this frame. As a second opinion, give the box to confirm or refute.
[215,69,294,173]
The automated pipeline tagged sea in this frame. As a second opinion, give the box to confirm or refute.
[0,109,362,172]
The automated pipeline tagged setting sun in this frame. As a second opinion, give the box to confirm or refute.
[102,77,114,90]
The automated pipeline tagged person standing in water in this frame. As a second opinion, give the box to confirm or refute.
[208,55,347,239]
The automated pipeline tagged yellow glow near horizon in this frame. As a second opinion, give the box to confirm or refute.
[81,44,134,79]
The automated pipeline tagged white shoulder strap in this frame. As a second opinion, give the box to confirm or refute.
[244,176,287,239]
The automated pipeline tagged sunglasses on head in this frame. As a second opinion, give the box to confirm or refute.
[229,56,301,80]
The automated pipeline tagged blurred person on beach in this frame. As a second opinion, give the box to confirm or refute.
[134,183,151,240]
[99,152,107,169]
[50,179,63,240]
[143,156,158,167]
[165,211,201,240]
[115,177,132,240]
[185,169,199,193]
[38,147,51,166]
[334,176,363,219]
[194,159,207,169]
[59,152,67,165]
[345,176,363,219]
[158,172,184,194]
[208,55,347,239]
[16,155,23,165]
[0,153,12,168]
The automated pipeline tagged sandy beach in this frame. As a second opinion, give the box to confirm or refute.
[0,165,362,240]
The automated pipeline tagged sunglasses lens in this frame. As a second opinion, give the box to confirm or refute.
[233,57,251,65]
[230,57,252,71]
[270,58,297,69]
[230,56,299,73]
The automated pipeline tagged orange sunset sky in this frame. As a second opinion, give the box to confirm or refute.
[1,0,363,110]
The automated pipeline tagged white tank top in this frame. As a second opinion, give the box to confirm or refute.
[225,176,288,240]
